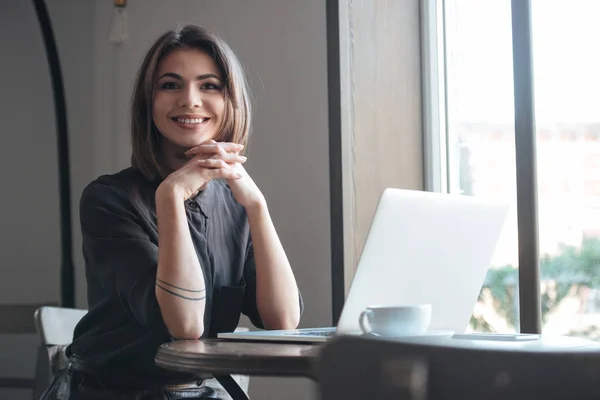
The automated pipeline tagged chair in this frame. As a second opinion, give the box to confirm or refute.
[32,306,251,399]
[317,335,600,400]
[32,306,87,399]
[317,336,428,400]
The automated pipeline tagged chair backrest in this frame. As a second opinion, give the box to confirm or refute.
[34,306,87,346]
[317,335,600,400]
[32,306,87,400]
[317,336,428,400]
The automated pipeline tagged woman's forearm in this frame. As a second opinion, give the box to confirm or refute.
[155,186,206,339]
[247,203,301,330]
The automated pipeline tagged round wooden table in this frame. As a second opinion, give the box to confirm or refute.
[155,339,322,400]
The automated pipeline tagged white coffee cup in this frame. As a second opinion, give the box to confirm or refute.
[359,304,432,337]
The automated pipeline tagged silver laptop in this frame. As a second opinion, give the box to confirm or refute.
[218,188,509,343]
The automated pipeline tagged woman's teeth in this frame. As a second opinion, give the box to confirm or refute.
[176,118,206,124]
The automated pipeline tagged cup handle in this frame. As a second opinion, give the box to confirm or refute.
[359,309,375,335]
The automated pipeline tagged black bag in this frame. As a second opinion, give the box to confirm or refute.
[39,364,220,400]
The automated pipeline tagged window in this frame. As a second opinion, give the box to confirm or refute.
[424,0,600,338]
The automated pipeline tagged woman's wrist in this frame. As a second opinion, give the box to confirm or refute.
[245,198,268,219]
[156,181,188,205]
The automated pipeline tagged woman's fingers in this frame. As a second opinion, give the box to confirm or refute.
[184,142,244,157]
[196,158,228,169]
[211,152,247,163]
[208,168,242,180]
[195,152,246,164]
[195,159,243,180]
[196,162,242,180]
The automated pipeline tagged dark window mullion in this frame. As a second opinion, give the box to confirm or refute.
[326,0,345,325]
[511,0,542,334]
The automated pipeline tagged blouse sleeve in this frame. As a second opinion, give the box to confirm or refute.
[80,181,169,339]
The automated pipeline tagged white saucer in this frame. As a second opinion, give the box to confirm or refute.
[363,330,454,339]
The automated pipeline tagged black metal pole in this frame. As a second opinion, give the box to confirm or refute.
[326,0,345,325]
[511,0,541,333]
[32,0,75,308]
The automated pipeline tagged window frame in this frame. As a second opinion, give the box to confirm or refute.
[421,0,449,194]
[421,0,542,333]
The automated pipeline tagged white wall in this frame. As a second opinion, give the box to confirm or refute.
[1,1,331,399]
[0,1,94,399]
[0,5,57,398]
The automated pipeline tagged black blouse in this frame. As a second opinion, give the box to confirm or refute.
[66,167,294,385]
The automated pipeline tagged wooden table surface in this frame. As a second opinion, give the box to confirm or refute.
[155,339,323,380]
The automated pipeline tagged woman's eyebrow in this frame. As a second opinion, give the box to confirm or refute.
[157,72,221,81]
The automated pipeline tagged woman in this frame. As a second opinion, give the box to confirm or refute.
[41,24,302,399]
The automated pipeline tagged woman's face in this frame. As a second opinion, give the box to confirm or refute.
[153,48,225,163]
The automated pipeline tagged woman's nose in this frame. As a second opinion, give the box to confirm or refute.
[178,87,203,108]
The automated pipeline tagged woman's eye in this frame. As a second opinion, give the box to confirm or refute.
[202,82,221,90]
[160,82,180,90]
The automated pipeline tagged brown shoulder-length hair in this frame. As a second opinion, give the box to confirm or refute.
[130,24,251,181]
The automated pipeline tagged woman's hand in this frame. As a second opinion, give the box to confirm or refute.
[186,140,266,211]
[227,163,266,212]
[159,142,246,202]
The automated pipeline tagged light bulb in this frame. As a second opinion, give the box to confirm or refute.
[109,4,128,45]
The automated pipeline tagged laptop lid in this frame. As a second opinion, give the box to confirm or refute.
[336,188,509,335]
